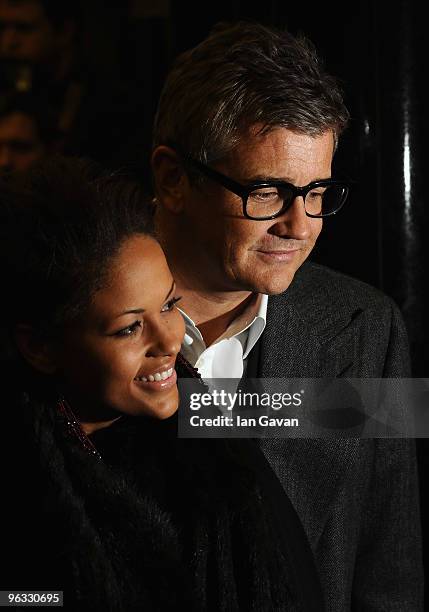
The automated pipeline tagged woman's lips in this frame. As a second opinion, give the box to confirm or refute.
[133,367,177,391]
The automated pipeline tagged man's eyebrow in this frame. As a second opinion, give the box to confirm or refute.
[239,174,332,183]
[236,174,290,183]
[115,281,176,318]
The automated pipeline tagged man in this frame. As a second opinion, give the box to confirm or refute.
[0,0,76,86]
[0,0,135,168]
[0,93,50,173]
[151,21,423,610]
[0,0,83,148]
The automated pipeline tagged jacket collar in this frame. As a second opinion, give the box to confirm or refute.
[254,262,364,378]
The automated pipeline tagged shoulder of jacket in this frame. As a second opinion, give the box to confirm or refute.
[275,261,397,314]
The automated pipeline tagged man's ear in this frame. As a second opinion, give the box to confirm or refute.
[14,324,57,375]
[151,146,189,213]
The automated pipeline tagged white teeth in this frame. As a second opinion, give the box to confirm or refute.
[135,367,174,383]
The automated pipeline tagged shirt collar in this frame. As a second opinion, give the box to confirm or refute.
[242,293,267,358]
[178,293,268,361]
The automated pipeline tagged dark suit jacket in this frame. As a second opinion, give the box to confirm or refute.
[247,261,424,611]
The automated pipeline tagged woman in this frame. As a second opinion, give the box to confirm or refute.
[0,157,322,611]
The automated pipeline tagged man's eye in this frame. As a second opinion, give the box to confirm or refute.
[115,320,142,337]
[308,190,324,199]
[249,189,279,201]
[161,296,182,313]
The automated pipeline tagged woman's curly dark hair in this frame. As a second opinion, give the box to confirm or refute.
[0,155,154,333]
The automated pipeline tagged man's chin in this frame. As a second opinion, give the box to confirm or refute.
[241,250,308,294]
[241,269,298,295]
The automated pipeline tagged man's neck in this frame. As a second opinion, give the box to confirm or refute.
[156,220,254,345]
[177,286,254,347]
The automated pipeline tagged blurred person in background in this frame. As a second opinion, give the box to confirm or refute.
[0,92,54,173]
[0,0,137,168]
[0,0,77,100]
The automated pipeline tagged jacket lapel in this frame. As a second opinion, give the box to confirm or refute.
[249,263,364,548]
[257,275,365,379]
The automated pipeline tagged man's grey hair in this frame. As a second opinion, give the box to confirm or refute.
[153,21,350,165]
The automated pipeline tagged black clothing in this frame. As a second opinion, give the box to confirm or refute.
[246,262,423,611]
[1,359,323,611]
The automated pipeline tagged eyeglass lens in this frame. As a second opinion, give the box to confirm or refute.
[246,184,347,218]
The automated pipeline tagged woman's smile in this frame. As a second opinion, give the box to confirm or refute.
[55,235,185,430]
[133,367,177,389]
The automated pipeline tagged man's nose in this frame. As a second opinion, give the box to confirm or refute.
[270,196,312,240]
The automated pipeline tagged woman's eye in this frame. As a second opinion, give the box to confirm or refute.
[161,296,182,313]
[115,320,142,337]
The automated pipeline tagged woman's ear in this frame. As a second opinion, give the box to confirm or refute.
[14,324,57,375]
[151,146,189,213]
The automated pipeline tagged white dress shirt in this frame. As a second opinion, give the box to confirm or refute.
[179,293,268,381]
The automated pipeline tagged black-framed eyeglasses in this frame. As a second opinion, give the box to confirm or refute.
[176,148,351,220]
